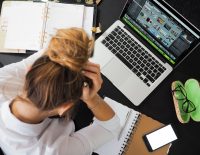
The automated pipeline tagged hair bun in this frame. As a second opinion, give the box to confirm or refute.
[46,28,94,72]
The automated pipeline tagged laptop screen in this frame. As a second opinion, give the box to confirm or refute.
[120,0,200,65]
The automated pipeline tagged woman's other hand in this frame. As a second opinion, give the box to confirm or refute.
[81,61,103,106]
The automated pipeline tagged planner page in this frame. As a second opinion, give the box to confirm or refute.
[83,6,94,37]
[4,2,45,50]
[0,1,26,53]
[42,2,84,48]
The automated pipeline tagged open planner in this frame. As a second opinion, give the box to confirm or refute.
[0,1,96,52]
[95,97,170,155]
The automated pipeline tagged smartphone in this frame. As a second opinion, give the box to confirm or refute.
[143,124,177,152]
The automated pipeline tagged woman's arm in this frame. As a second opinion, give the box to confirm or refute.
[64,61,120,154]
[0,50,45,100]
[81,62,115,121]
[0,49,45,80]
[45,115,120,155]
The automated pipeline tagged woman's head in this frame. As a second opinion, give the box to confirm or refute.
[23,28,94,112]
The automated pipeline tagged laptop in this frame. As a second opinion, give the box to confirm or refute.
[91,0,200,106]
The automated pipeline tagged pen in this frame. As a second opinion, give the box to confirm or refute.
[118,110,132,140]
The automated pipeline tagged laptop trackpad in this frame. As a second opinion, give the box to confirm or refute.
[101,58,131,87]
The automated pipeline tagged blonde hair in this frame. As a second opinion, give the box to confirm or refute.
[46,28,94,72]
[22,28,94,111]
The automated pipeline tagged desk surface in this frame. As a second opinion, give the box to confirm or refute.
[0,0,200,154]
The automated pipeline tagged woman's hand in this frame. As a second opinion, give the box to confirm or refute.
[81,61,103,106]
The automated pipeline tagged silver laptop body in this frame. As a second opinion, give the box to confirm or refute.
[91,0,200,106]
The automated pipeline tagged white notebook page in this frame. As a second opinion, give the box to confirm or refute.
[5,2,45,50]
[95,97,140,155]
[0,1,26,53]
[83,6,94,37]
[43,2,84,48]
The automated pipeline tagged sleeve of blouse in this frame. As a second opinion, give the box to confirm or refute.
[0,50,45,101]
[62,114,121,155]
[0,49,45,80]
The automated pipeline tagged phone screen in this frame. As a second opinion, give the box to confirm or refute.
[144,124,177,151]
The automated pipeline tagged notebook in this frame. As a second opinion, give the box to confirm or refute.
[90,0,200,106]
[94,97,170,155]
[0,1,96,52]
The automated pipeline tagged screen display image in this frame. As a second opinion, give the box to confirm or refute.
[121,0,199,64]
[145,125,177,151]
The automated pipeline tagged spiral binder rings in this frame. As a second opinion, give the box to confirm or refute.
[120,113,142,155]
[119,113,141,155]
[95,97,170,155]
[0,1,99,52]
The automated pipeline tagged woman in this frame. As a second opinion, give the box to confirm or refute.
[0,28,120,155]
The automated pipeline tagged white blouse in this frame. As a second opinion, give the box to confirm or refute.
[0,50,120,155]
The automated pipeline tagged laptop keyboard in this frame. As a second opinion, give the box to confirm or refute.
[101,26,166,87]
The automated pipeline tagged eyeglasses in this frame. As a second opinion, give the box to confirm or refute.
[172,84,196,113]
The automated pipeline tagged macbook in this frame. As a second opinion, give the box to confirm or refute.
[91,0,200,106]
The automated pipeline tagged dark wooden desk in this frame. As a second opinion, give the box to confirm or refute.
[0,0,200,154]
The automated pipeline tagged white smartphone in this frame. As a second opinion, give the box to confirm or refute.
[143,124,177,152]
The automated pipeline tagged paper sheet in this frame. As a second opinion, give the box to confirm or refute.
[43,2,84,47]
[83,6,94,37]
[0,1,26,53]
[4,2,45,51]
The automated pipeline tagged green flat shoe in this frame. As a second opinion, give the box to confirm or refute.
[185,79,200,122]
[171,81,190,123]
